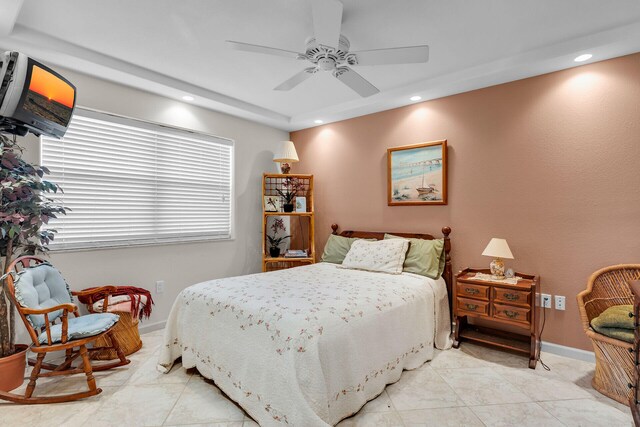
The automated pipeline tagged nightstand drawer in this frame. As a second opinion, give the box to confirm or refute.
[457,297,489,317]
[493,303,530,325]
[493,287,531,307]
[457,283,489,300]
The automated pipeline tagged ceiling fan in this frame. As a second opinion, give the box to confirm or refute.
[226,0,429,97]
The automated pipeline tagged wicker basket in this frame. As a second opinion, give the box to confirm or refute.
[577,264,640,405]
[91,311,143,360]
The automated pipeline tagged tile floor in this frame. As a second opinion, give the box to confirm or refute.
[0,329,633,427]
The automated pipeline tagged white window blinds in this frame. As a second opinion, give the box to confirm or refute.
[41,109,233,250]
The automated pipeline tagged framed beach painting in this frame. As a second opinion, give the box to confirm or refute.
[387,140,448,206]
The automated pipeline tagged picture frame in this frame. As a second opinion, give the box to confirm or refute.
[264,195,281,212]
[295,196,307,212]
[387,139,448,206]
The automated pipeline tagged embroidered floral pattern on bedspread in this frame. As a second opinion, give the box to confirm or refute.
[159,262,449,427]
[163,337,290,424]
[180,265,421,355]
[331,341,430,404]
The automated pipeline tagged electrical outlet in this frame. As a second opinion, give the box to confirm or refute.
[540,293,552,309]
[156,280,165,294]
[555,295,566,310]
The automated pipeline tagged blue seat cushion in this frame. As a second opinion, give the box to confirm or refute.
[13,263,73,328]
[38,313,119,344]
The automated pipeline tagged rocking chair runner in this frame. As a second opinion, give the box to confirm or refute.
[0,256,130,404]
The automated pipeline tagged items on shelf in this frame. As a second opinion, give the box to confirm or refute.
[284,250,308,258]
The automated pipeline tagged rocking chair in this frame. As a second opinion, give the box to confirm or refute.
[0,256,130,404]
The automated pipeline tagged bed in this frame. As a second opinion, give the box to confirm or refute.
[158,224,453,426]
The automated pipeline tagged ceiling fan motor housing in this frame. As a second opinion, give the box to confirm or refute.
[304,35,354,71]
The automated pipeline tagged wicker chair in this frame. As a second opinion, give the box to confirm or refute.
[577,264,640,405]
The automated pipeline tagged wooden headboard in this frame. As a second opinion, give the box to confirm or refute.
[331,223,453,320]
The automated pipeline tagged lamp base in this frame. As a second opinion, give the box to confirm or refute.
[279,162,291,174]
[490,258,505,280]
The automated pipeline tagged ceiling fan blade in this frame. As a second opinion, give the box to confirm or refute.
[311,0,343,48]
[333,67,379,97]
[274,68,318,91]
[226,40,303,60]
[350,45,430,66]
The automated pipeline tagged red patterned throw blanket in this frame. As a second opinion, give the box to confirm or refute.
[77,286,154,319]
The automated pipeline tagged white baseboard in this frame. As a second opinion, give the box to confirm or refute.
[541,341,595,363]
[139,320,166,335]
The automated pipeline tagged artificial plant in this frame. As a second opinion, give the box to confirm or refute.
[276,177,304,206]
[0,132,66,358]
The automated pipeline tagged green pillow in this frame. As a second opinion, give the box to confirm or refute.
[384,234,445,279]
[320,235,364,264]
[591,305,634,330]
[590,326,634,343]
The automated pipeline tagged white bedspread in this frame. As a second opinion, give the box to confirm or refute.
[158,262,452,426]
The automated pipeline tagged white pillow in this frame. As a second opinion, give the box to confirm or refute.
[340,238,410,274]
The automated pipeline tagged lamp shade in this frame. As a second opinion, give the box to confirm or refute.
[273,141,299,163]
[481,238,514,259]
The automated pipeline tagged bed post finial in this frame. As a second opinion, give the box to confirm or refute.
[331,224,339,235]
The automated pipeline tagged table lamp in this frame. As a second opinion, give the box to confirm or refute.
[481,238,514,279]
[273,141,299,174]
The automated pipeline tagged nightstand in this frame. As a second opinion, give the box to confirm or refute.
[453,267,540,369]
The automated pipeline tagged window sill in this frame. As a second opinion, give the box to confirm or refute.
[47,236,236,253]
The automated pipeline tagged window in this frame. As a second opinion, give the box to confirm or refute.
[41,109,233,250]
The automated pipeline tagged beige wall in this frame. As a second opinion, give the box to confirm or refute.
[291,53,640,351]
[16,68,287,338]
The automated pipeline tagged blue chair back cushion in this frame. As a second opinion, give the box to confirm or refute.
[37,313,119,344]
[13,263,73,328]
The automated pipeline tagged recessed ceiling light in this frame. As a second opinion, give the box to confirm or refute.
[574,54,593,63]
[314,119,323,124]
[182,95,194,101]
[410,95,422,101]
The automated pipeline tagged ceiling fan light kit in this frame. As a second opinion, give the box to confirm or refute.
[226,0,429,98]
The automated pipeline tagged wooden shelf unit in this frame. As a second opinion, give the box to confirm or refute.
[262,173,315,272]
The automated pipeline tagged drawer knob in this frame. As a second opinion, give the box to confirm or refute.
[466,304,478,311]
[504,310,518,319]
[504,293,519,301]
[465,288,479,295]
[630,312,635,318]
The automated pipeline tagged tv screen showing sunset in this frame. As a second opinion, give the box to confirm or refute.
[23,65,75,126]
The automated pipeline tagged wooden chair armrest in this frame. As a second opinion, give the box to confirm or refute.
[22,303,78,345]
[21,303,78,315]
[71,285,118,297]
[72,286,119,313]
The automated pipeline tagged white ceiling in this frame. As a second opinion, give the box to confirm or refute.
[2,0,640,131]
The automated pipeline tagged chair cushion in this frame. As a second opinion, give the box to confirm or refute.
[590,304,635,343]
[591,305,634,330]
[37,313,119,344]
[591,326,634,343]
[13,263,73,328]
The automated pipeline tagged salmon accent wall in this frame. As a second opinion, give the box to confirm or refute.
[290,53,640,351]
